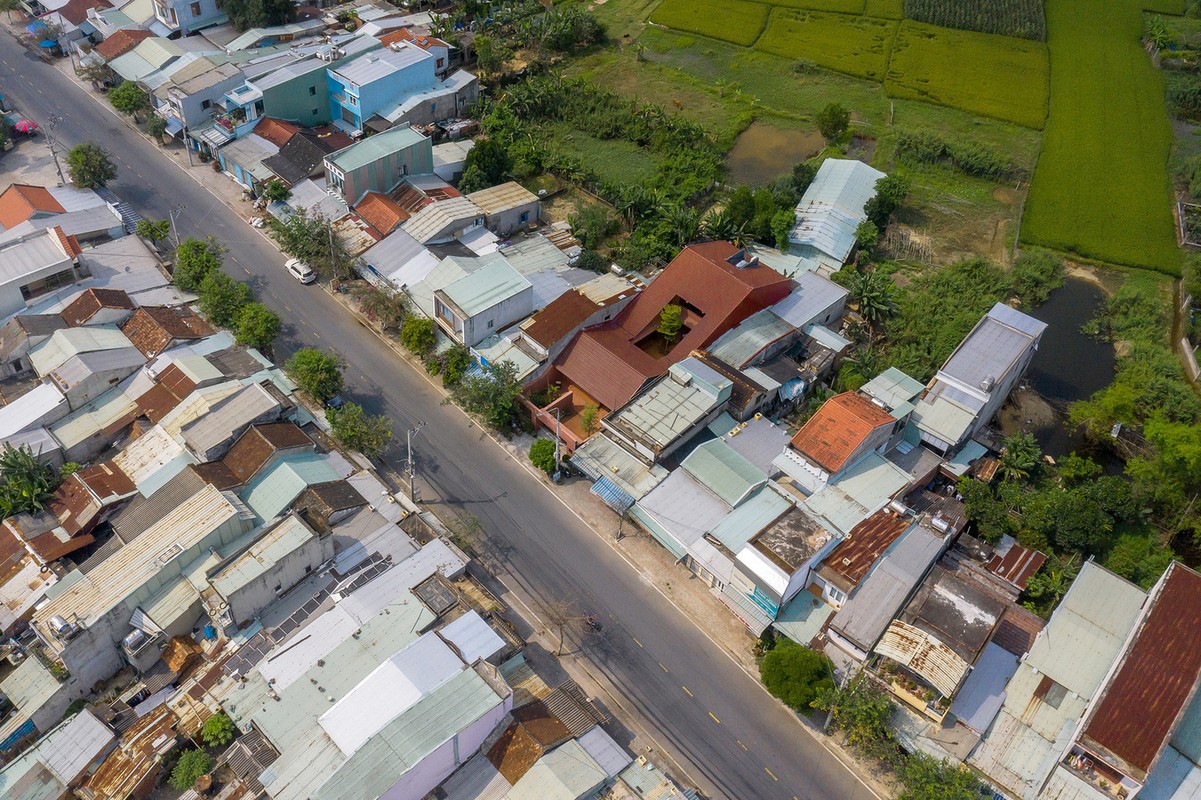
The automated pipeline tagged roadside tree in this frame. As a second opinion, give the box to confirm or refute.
[267,210,354,280]
[759,640,834,713]
[326,402,392,458]
[108,81,149,120]
[400,316,436,356]
[234,302,281,350]
[529,439,557,474]
[173,237,222,291]
[146,115,168,143]
[453,360,523,431]
[197,271,252,327]
[135,218,171,245]
[900,753,985,800]
[66,143,117,189]
[285,347,344,403]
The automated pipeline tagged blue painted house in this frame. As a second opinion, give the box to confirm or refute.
[326,42,436,134]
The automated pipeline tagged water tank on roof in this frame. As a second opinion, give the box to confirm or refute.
[121,629,147,651]
[980,375,996,392]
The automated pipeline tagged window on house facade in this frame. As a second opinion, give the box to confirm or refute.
[311,108,318,116]
[309,85,317,96]
[189,2,200,15]
[20,269,76,301]
[487,320,494,329]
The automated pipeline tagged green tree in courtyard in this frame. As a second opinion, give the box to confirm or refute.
[201,713,236,747]
[657,304,683,344]
[168,750,213,791]
[0,445,61,518]
[998,431,1042,482]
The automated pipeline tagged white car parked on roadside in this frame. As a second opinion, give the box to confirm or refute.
[285,258,316,284]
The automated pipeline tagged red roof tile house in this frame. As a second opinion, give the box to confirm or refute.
[547,243,792,414]
[777,392,896,493]
[120,306,216,359]
[1051,562,1201,798]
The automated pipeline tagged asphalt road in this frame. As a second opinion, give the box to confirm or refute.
[0,37,878,800]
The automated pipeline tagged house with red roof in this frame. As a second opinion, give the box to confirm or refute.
[777,391,897,493]
[542,243,792,419]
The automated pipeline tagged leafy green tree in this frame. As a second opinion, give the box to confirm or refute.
[354,285,409,333]
[847,270,898,329]
[814,673,895,761]
[580,403,600,435]
[957,477,1019,544]
[1022,554,1080,615]
[168,750,213,791]
[998,431,1042,482]
[326,402,392,458]
[201,713,236,748]
[197,271,252,328]
[135,218,171,245]
[0,0,21,20]
[815,102,850,143]
[108,80,149,120]
[760,640,834,713]
[458,137,513,193]
[146,115,168,143]
[218,0,295,31]
[855,219,879,252]
[400,316,437,356]
[261,179,291,203]
[440,344,473,387]
[173,238,223,291]
[864,173,910,230]
[1105,533,1175,589]
[570,206,619,250]
[66,143,117,189]
[0,445,61,518]
[473,34,512,80]
[285,348,344,403]
[234,302,281,350]
[1057,452,1102,484]
[657,304,683,344]
[771,209,795,250]
[529,438,557,474]
[453,360,523,431]
[268,210,354,280]
[900,752,985,800]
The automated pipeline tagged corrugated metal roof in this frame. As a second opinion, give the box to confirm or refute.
[29,326,135,377]
[633,469,731,558]
[828,523,943,654]
[949,641,1018,735]
[681,439,766,507]
[787,159,884,266]
[240,452,340,522]
[0,384,67,439]
[505,739,606,800]
[706,309,795,370]
[799,451,912,536]
[570,433,667,502]
[439,610,505,664]
[466,181,539,216]
[437,753,511,800]
[331,42,429,85]
[940,303,1045,393]
[210,514,318,598]
[326,125,428,173]
[50,347,145,391]
[438,259,530,319]
[48,386,136,450]
[401,197,484,244]
[225,18,324,51]
[606,360,731,453]
[181,381,284,460]
[769,270,848,329]
[876,619,973,698]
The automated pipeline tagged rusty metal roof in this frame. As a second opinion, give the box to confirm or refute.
[120,306,215,359]
[222,422,313,484]
[83,704,178,799]
[1079,562,1201,781]
[877,619,971,698]
[60,288,135,327]
[983,538,1047,591]
[818,509,911,591]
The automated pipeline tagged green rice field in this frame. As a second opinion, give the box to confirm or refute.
[884,21,1048,128]
[755,9,897,80]
[649,0,769,46]
[1020,0,1181,274]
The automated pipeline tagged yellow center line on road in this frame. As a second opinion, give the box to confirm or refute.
[658,662,668,673]
[708,712,720,724]
[737,740,748,751]
[682,686,693,697]
[632,637,644,648]
[765,767,778,782]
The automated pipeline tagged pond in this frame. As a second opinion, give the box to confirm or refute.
[725,123,824,187]
[1022,275,1116,458]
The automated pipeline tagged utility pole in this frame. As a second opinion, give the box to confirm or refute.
[168,204,186,249]
[406,422,426,503]
[552,408,562,483]
[45,115,65,186]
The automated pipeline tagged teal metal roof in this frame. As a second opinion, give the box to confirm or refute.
[210,516,317,598]
[681,439,766,507]
[944,439,988,477]
[241,453,340,522]
[801,451,911,535]
[506,740,607,800]
[313,668,504,800]
[775,592,835,646]
[440,259,530,318]
[804,322,851,353]
[326,126,429,173]
[861,367,924,410]
[710,484,792,553]
[707,310,794,369]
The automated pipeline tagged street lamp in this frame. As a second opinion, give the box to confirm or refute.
[168,204,186,248]
[406,422,426,504]
[44,115,65,186]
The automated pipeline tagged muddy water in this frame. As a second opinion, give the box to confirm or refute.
[725,123,824,186]
[1023,276,1116,458]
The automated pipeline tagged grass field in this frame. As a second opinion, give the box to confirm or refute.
[885,21,1048,128]
[769,0,865,11]
[865,0,906,18]
[544,124,661,185]
[755,9,898,80]
[1021,0,1180,274]
[649,0,768,46]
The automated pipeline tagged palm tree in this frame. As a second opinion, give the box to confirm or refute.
[998,432,1042,482]
[702,209,734,241]
[665,205,699,246]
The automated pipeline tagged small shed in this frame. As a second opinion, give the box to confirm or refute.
[467,182,541,236]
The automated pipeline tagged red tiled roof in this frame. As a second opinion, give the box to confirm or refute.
[553,242,791,411]
[120,306,215,358]
[1080,563,1201,780]
[392,184,433,214]
[355,191,410,236]
[0,184,64,229]
[253,117,301,148]
[51,226,83,258]
[93,27,152,61]
[790,391,894,473]
[60,288,135,327]
[54,0,111,26]
[521,289,601,349]
[819,509,911,590]
[220,422,313,484]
